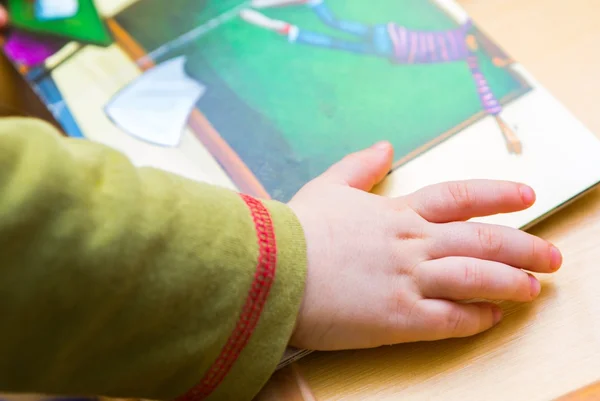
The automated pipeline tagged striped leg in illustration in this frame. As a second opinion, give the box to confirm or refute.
[466,53,522,154]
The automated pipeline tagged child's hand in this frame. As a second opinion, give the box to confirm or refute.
[288,142,561,351]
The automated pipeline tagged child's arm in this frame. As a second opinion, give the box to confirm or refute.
[0,116,562,401]
[0,117,306,401]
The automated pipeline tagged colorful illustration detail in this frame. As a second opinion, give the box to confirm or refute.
[35,0,80,21]
[6,0,112,47]
[241,0,521,153]
[1,0,110,68]
[3,29,65,66]
[105,56,207,147]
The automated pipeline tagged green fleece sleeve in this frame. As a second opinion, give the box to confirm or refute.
[0,117,307,401]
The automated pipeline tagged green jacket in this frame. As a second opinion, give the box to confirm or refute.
[0,117,307,401]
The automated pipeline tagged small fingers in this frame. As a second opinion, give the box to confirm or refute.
[416,257,541,302]
[430,221,562,273]
[409,299,502,341]
[406,179,535,223]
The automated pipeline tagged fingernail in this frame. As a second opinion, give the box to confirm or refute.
[371,141,390,151]
[519,185,536,206]
[492,306,503,325]
[529,274,541,298]
[550,245,563,271]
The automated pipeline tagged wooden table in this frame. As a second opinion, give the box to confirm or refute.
[257,0,600,400]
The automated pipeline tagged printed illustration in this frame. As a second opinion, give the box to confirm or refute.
[2,29,66,67]
[1,0,110,68]
[240,0,521,153]
[35,0,80,21]
[1,0,533,202]
[4,0,111,66]
[105,56,207,147]
[104,0,531,201]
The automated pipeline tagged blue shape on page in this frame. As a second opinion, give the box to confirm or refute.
[35,0,79,21]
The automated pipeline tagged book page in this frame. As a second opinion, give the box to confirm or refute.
[49,43,237,190]
[375,69,600,229]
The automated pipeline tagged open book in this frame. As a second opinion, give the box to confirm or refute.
[3,0,600,369]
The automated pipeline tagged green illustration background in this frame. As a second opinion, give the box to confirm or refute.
[116,0,529,201]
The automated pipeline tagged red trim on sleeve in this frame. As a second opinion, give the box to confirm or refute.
[175,194,278,401]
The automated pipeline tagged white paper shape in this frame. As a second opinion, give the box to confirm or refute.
[105,56,206,147]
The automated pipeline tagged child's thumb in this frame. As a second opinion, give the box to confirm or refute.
[319,141,394,191]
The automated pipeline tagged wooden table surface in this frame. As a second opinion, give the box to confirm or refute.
[2,0,600,400]
[257,0,600,400]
